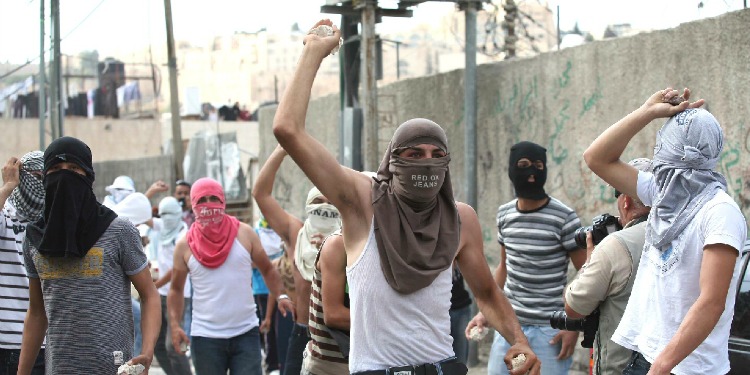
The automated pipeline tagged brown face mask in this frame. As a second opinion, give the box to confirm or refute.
[389,155,449,209]
[372,118,460,294]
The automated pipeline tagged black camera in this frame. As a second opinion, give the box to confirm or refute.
[574,213,622,248]
[549,308,600,348]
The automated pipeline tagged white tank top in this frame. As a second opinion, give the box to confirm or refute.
[188,238,259,338]
[346,222,454,372]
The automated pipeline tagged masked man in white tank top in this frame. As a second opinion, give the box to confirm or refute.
[168,178,294,375]
[272,19,540,375]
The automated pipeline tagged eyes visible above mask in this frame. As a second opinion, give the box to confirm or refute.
[516,158,544,170]
[394,145,448,160]
[24,170,43,181]
[196,195,222,204]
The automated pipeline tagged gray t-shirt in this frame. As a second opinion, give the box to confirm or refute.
[24,217,148,374]
[497,196,581,325]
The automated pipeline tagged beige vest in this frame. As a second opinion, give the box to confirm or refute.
[594,220,646,375]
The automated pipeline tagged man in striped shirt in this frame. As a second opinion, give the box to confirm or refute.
[468,141,586,375]
[302,231,349,375]
[0,153,46,374]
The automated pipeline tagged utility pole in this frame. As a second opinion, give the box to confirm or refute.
[395,40,401,80]
[361,0,379,171]
[463,0,479,210]
[461,1,481,366]
[38,0,46,149]
[50,0,63,139]
[274,75,278,102]
[503,0,518,59]
[557,5,561,50]
[164,0,185,180]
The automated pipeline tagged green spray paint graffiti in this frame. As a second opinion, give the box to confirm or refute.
[549,99,570,165]
[719,140,741,198]
[552,60,572,99]
[598,183,616,205]
[519,76,538,123]
[483,228,494,243]
[494,83,518,115]
[494,76,538,120]
[580,77,603,118]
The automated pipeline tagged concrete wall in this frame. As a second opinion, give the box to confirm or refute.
[92,155,175,205]
[0,118,164,164]
[259,9,750,265]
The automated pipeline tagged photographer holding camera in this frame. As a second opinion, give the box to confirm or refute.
[562,158,653,375]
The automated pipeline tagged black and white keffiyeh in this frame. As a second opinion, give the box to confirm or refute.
[9,151,44,221]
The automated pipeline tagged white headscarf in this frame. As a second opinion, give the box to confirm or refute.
[104,175,136,208]
[112,192,152,226]
[294,186,341,281]
[647,108,727,250]
[158,197,187,246]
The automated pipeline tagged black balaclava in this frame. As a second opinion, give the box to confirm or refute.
[508,141,548,200]
[26,136,117,258]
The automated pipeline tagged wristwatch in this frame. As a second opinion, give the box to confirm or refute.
[277,294,290,302]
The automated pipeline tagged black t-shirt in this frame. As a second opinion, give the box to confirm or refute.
[450,266,472,310]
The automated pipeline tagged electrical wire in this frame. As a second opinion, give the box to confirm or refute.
[0,0,109,82]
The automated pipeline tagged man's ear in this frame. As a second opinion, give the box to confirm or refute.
[622,195,632,209]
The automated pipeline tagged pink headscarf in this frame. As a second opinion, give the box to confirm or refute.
[186,178,240,268]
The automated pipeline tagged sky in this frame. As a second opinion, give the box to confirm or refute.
[0,0,746,66]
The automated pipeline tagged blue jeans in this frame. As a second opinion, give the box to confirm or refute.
[183,294,193,337]
[133,298,142,355]
[154,296,192,375]
[283,323,310,375]
[487,325,572,375]
[622,351,674,375]
[0,348,44,375]
[191,327,262,375]
[449,305,472,364]
[275,309,294,373]
[255,294,279,371]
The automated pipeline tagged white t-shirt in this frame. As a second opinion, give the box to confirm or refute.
[612,171,747,375]
[154,222,191,298]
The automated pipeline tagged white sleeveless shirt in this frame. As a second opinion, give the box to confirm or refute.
[188,238,259,338]
[346,222,454,372]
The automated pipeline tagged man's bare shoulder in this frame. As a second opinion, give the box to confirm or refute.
[174,235,192,263]
[236,222,257,251]
[456,202,480,223]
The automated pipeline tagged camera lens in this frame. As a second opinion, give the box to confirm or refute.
[574,227,590,248]
[550,310,586,332]
[550,311,566,330]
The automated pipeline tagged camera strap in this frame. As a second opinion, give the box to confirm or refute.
[625,215,647,229]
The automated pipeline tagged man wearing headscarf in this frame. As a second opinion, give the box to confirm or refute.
[103,175,136,209]
[18,136,161,375]
[151,197,192,375]
[467,141,585,375]
[168,178,293,375]
[0,153,46,374]
[174,180,195,227]
[584,88,747,375]
[252,145,342,375]
[272,19,539,375]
